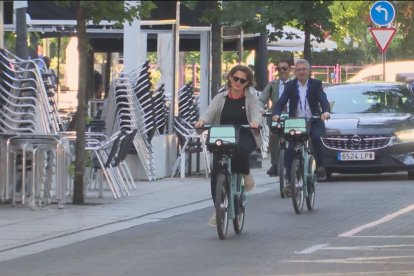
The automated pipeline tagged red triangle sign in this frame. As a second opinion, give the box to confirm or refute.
[370,28,397,53]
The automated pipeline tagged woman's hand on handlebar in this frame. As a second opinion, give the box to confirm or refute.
[272,115,279,122]
[249,121,260,129]
[195,120,205,128]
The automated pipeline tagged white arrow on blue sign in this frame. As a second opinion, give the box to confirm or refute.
[370,1,396,26]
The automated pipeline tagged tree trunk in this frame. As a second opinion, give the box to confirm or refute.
[254,31,268,91]
[210,2,222,99]
[73,3,88,205]
[303,20,312,63]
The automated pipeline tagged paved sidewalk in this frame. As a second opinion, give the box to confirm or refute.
[0,159,276,262]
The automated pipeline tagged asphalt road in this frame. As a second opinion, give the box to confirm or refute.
[1,173,414,276]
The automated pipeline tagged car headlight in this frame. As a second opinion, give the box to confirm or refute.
[394,129,414,142]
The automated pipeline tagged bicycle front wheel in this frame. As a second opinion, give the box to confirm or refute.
[291,158,304,214]
[306,155,316,210]
[233,175,245,234]
[215,173,229,240]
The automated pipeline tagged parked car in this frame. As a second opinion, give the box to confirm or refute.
[321,82,414,180]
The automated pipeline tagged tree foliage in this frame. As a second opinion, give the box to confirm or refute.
[330,1,414,63]
[201,1,334,64]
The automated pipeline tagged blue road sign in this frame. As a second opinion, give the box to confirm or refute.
[370,1,396,26]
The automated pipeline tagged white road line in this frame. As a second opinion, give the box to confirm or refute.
[323,244,414,250]
[339,204,414,237]
[272,270,414,276]
[352,235,414,238]
[284,255,414,264]
[295,243,328,254]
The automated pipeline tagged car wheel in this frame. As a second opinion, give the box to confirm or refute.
[326,171,332,181]
[408,171,414,180]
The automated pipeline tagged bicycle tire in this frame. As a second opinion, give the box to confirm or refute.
[278,149,287,198]
[306,155,316,210]
[291,158,304,214]
[233,175,245,234]
[215,173,229,240]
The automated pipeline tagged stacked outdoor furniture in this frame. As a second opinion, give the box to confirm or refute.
[0,49,69,208]
[177,82,199,125]
[171,82,209,178]
[101,61,158,181]
[152,84,168,134]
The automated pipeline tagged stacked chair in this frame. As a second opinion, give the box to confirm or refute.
[100,60,158,182]
[171,82,210,178]
[0,49,69,208]
[152,84,168,134]
[177,82,199,124]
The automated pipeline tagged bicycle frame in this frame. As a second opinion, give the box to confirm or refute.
[283,117,318,213]
[203,124,252,238]
[291,139,314,198]
[216,154,244,220]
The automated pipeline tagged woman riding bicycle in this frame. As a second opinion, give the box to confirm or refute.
[271,59,331,194]
[195,64,262,226]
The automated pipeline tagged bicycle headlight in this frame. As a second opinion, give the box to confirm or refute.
[394,129,414,142]
[215,139,223,146]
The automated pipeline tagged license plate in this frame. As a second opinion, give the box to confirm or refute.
[338,152,375,161]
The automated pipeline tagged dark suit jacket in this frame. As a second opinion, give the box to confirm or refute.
[272,78,330,117]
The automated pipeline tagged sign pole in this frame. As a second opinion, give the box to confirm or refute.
[382,52,385,81]
[369,1,396,82]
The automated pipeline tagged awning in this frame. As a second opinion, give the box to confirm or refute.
[267,25,337,52]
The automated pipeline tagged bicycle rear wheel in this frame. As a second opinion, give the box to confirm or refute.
[278,149,287,198]
[215,173,229,239]
[233,175,245,234]
[291,158,304,214]
[306,155,316,210]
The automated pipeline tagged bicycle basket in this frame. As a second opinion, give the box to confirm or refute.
[283,118,309,136]
[206,126,238,152]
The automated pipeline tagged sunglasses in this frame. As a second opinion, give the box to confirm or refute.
[277,66,289,72]
[232,75,248,84]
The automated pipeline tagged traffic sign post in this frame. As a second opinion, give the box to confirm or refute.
[369,1,397,81]
[369,27,397,53]
[370,1,396,26]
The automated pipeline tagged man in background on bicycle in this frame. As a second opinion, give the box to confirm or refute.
[195,64,262,226]
[271,59,331,194]
[259,59,291,176]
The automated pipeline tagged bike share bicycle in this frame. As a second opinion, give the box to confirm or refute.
[279,117,318,214]
[203,124,255,239]
[264,112,289,198]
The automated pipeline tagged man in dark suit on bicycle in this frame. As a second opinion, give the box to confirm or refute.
[271,59,331,193]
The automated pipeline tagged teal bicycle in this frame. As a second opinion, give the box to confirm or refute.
[204,124,252,239]
[282,117,317,214]
[269,113,289,198]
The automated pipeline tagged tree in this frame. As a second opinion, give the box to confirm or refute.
[330,1,414,63]
[279,1,335,63]
[56,1,154,204]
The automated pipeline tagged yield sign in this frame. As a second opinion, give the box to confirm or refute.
[370,27,397,53]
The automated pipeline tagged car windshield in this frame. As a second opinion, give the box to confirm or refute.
[325,84,414,114]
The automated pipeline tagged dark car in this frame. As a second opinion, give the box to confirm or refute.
[321,82,414,180]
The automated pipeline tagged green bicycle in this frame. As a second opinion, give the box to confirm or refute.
[282,117,317,214]
[205,124,252,240]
